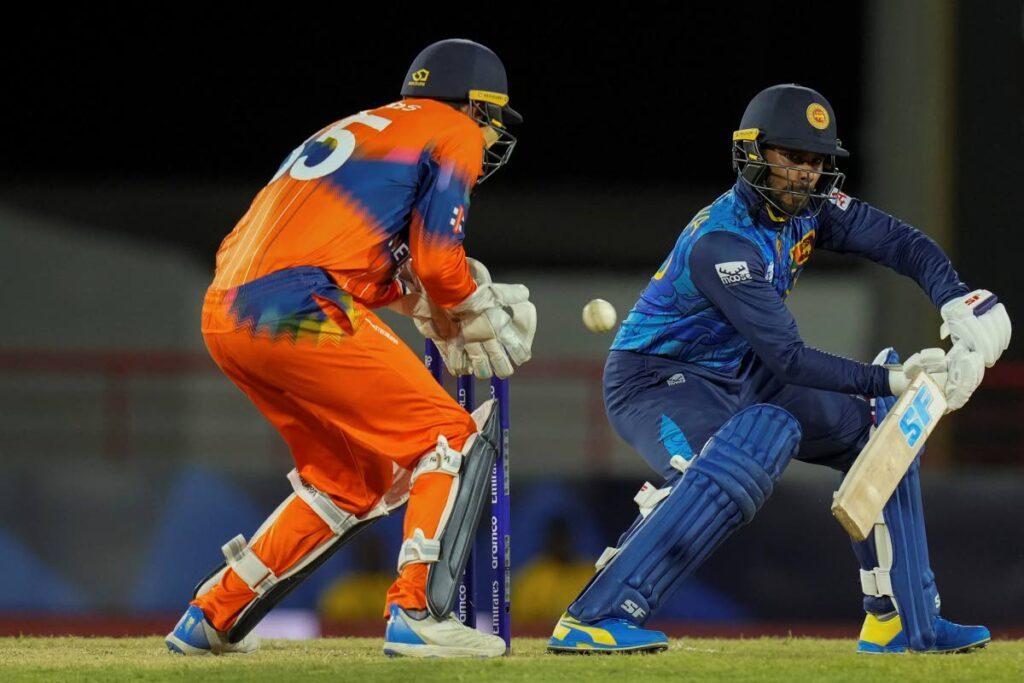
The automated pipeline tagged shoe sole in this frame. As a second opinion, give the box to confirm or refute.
[165,634,212,656]
[932,638,991,654]
[383,643,506,658]
[547,643,668,655]
[165,633,259,656]
[857,637,991,655]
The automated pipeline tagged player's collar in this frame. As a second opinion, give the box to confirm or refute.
[733,179,788,231]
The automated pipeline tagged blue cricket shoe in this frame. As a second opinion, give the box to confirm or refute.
[547,612,668,654]
[857,612,990,654]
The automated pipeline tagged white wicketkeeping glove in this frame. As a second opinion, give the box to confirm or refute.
[385,265,463,374]
[940,289,1011,367]
[449,262,536,380]
[443,259,493,377]
[386,273,456,339]
[887,345,985,413]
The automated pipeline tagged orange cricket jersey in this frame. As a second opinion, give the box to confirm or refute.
[204,98,483,338]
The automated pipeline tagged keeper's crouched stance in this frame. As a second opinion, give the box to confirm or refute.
[166,300,507,658]
[166,38,532,658]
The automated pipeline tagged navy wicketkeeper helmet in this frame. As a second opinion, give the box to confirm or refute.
[732,84,847,217]
[401,39,521,183]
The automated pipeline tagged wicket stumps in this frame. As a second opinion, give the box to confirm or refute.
[424,339,512,651]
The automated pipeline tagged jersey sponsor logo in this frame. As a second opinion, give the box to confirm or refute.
[828,188,851,210]
[765,260,774,283]
[716,261,752,285]
[667,373,686,386]
[790,229,815,266]
[806,103,830,130]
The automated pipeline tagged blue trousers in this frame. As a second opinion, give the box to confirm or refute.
[605,350,872,480]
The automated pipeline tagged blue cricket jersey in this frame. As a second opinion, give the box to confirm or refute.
[612,181,969,396]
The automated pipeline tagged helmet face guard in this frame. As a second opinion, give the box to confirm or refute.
[469,92,518,184]
[732,134,845,218]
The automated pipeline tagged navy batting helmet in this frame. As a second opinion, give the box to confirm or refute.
[732,84,847,217]
[401,39,521,183]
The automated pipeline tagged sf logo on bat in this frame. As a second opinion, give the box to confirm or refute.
[899,384,935,448]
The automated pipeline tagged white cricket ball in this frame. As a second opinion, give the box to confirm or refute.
[582,298,617,333]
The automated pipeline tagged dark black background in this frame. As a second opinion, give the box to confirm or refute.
[2,6,866,186]
[3,3,1021,358]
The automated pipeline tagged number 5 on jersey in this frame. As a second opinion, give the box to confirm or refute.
[271,112,393,183]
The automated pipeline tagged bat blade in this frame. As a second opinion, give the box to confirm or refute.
[831,372,947,541]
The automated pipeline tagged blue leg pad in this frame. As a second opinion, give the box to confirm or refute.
[850,348,939,651]
[569,404,801,624]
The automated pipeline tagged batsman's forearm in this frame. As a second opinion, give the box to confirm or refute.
[760,341,892,396]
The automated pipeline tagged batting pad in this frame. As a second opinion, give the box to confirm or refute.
[848,347,939,651]
[425,400,499,619]
[569,404,800,624]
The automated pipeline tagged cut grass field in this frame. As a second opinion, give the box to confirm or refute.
[1,636,1021,682]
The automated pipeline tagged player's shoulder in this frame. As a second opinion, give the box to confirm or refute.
[680,191,756,245]
[377,99,477,137]
[342,98,475,152]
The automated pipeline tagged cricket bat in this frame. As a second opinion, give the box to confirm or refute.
[831,372,947,541]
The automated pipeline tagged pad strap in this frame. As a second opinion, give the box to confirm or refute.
[288,469,388,535]
[222,534,277,596]
[411,436,463,485]
[397,528,442,572]
[633,482,672,518]
[594,546,619,571]
[860,513,895,597]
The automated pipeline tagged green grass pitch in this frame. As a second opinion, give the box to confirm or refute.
[1,637,1021,682]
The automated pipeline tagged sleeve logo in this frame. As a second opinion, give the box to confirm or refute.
[716,261,752,285]
[450,205,466,234]
[828,188,851,211]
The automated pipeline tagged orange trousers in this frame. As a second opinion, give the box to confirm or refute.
[193,299,477,631]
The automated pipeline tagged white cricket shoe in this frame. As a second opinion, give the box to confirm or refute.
[383,604,507,658]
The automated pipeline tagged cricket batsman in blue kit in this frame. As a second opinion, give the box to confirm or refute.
[548,84,1012,654]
